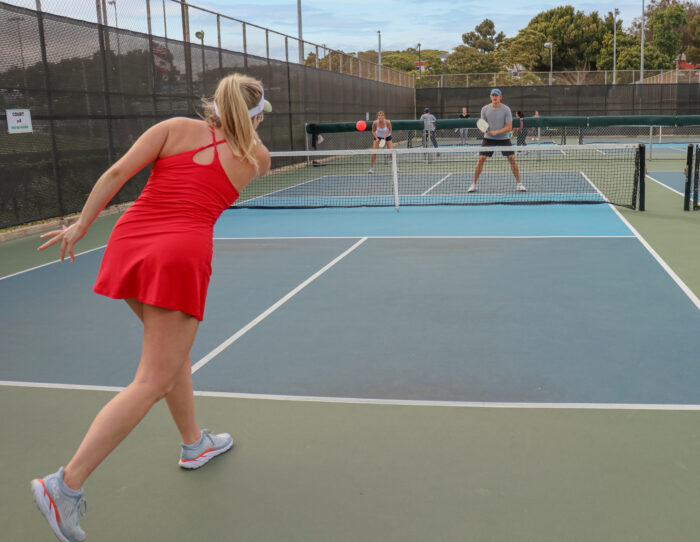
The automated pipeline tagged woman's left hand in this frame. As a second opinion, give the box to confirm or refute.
[38,222,87,263]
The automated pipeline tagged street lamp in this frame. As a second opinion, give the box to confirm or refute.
[417,42,421,77]
[162,0,168,40]
[613,8,619,84]
[377,30,381,66]
[195,30,206,90]
[108,0,121,56]
[297,0,303,64]
[544,42,553,85]
[640,0,645,82]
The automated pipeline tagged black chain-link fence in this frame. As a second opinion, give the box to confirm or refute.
[417,84,700,119]
[0,2,414,228]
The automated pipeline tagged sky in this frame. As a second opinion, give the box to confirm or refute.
[201,0,647,54]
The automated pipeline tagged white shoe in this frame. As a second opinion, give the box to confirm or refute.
[467,184,477,193]
[369,168,373,173]
[517,183,527,191]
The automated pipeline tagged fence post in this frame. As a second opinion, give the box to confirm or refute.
[683,144,693,211]
[242,23,248,69]
[217,15,222,71]
[36,7,64,215]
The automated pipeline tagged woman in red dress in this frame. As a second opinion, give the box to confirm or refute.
[31,73,271,542]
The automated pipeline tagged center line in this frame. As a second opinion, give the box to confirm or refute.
[191,237,368,374]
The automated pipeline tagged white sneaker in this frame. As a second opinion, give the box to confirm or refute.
[32,467,87,542]
[467,184,477,193]
[517,183,527,191]
[369,167,374,173]
[179,429,234,469]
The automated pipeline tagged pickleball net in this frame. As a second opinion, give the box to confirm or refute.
[234,144,645,211]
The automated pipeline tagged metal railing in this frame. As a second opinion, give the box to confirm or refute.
[3,0,414,88]
[416,69,700,88]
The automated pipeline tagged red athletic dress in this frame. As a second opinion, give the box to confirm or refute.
[94,128,239,321]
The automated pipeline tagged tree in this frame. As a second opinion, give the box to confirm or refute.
[445,45,503,73]
[685,13,700,62]
[649,3,687,62]
[526,6,607,70]
[615,38,669,69]
[496,29,548,71]
[462,19,505,53]
[381,50,419,72]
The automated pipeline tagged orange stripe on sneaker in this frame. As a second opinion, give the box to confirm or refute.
[181,448,215,462]
[39,479,61,523]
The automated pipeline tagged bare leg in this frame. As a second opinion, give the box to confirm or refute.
[62,303,199,490]
[165,358,200,445]
[123,298,200,444]
[507,155,522,184]
[473,155,488,184]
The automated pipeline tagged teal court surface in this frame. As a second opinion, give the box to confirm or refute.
[2,201,700,541]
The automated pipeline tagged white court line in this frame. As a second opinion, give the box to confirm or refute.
[422,173,453,195]
[590,181,700,311]
[2,380,700,410]
[0,245,106,281]
[215,235,636,240]
[647,174,684,197]
[190,237,368,374]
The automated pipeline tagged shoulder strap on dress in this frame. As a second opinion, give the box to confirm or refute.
[201,126,227,151]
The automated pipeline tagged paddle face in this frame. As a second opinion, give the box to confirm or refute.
[477,119,489,133]
[378,138,386,148]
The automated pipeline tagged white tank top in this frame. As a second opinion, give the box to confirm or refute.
[375,123,390,138]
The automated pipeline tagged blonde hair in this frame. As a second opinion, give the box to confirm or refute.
[202,73,264,171]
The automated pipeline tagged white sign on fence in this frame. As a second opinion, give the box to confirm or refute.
[6,109,33,134]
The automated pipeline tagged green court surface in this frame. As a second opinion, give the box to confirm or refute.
[4,387,700,542]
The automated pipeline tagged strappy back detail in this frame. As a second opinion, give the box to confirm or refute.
[196,126,226,157]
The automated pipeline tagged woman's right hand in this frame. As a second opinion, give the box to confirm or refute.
[38,222,87,263]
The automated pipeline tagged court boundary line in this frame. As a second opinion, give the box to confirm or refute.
[190,237,369,374]
[604,195,700,311]
[0,245,106,281]
[214,235,636,240]
[2,380,700,411]
[646,174,684,197]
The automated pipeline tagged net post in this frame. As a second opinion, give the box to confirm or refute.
[684,144,693,211]
[694,145,700,210]
[391,151,400,212]
[638,144,646,211]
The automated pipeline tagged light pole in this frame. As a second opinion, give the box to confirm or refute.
[613,8,619,84]
[544,42,553,85]
[108,0,120,57]
[297,0,303,64]
[640,0,645,82]
[377,30,381,66]
[195,30,205,91]
[162,0,168,40]
[417,42,421,78]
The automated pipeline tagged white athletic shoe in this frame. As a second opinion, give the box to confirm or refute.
[179,429,234,469]
[467,184,477,193]
[517,183,527,191]
[368,167,374,173]
[31,467,87,542]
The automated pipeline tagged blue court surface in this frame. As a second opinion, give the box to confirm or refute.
[647,171,689,195]
[2,203,699,407]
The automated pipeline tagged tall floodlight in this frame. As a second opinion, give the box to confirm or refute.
[640,0,645,82]
[613,9,620,84]
[297,0,303,63]
[544,42,553,85]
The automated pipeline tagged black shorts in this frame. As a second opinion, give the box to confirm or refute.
[479,138,514,157]
[377,135,392,142]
